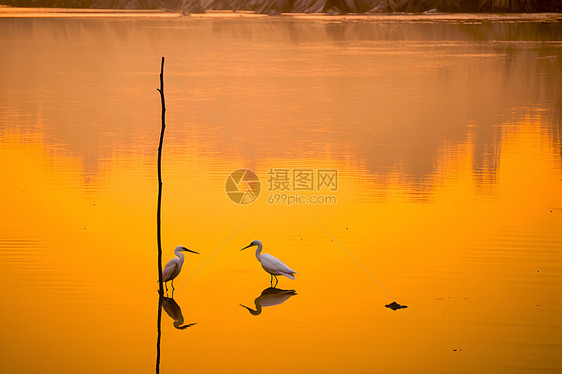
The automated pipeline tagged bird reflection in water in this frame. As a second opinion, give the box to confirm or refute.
[156,295,196,373]
[162,297,197,330]
[240,287,297,316]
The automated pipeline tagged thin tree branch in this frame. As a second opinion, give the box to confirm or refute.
[157,56,166,298]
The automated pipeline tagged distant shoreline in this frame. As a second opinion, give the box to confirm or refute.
[1,7,561,22]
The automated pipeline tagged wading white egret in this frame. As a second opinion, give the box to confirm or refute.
[162,246,198,293]
[240,239,296,287]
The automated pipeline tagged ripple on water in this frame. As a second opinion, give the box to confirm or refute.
[0,236,94,299]
[463,228,562,283]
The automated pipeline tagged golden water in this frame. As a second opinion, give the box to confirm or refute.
[0,10,561,373]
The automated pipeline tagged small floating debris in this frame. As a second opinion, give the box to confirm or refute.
[385,301,408,311]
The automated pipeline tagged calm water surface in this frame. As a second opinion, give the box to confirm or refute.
[0,10,561,373]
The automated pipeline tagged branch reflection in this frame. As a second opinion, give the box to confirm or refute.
[156,294,162,374]
[240,287,297,316]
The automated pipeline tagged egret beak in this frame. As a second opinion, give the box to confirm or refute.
[240,243,255,251]
[182,247,199,254]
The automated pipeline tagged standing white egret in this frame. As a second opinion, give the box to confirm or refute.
[241,239,296,287]
[162,246,198,293]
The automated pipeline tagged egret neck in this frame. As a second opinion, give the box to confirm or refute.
[254,240,263,262]
[174,247,186,268]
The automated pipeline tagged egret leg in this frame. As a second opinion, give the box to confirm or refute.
[270,274,273,287]
[273,275,279,288]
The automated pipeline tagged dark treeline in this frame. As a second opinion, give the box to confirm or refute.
[0,0,559,14]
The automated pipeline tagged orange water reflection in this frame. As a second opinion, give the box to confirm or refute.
[0,13,561,374]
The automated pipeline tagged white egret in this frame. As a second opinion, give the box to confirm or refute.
[240,287,297,315]
[240,239,296,287]
[162,246,198,293]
